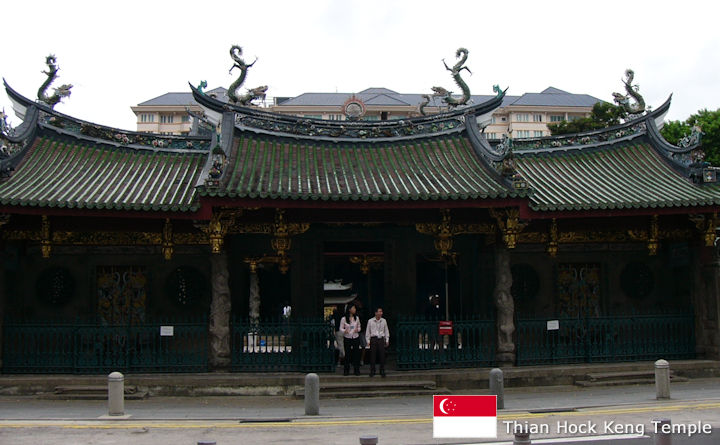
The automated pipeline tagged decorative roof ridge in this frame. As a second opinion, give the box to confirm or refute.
[510,95,672,154]
[645,112,713,184]
[4,80,213,151]
[191,83,506,141]
[513,130,646,157]
[465,117,531,194]
[233,119,467,144]
[36,122,211,155]
[0,105,39,177]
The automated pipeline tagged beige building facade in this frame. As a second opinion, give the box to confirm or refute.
[132,86,600,139]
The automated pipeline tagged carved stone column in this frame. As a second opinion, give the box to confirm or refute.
[209,253,231,369]
[248,261,260,326]
[494,244,516,366]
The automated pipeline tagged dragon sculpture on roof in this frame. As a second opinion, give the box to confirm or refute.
[37,54,73,109]
[612,69,645,115]
[432,48,472,108]
[228,45,267,106]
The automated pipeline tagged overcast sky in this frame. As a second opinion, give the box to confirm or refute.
[1,0,718,130]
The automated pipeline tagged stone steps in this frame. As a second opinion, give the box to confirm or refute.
[39,385,148,400]
[295,379,448,399]
[574,370,688,387]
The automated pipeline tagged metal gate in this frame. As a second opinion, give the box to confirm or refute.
[516,313,695,366]
[396,316,495,369]
[3,318,208,374]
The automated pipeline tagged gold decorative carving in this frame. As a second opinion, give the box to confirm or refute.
[349,255,384,274]
[0,214,9,229]
[3,227,206,247]
[162,218,173,260]
[243,255,288,274]
[547,218,558,257]
[517,232,548,243]
[690,213,718,247]
[648,214,659,256]
[489,208,526,249]
[232,209,309,274]
[416,209,494,258]
[41,215,51,258]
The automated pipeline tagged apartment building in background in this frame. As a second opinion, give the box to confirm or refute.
[131,86,601,139]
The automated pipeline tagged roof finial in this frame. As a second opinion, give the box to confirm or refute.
[37,54,73,109]
[228,45,267,106]
[612,69,645,116]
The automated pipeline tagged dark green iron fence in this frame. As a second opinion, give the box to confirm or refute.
[230,318,334,372]
[3,318,208,374]
[517,313,695,366]
[396,316,495,369]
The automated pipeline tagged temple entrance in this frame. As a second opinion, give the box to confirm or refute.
[322,241,385,320]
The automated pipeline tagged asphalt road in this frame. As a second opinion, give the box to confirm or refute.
[0,379,719,444]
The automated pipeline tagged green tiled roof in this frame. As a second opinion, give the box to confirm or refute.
[516,140,720,211]
[202,134,517,201]
[0,135,206,212]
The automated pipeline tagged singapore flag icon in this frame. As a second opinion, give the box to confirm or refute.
[433,395,497,438]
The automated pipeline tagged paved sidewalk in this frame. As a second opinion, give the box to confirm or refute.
[2,378,719,421]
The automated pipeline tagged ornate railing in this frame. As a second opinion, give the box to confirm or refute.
[396,316,495,369]
[516,313,695,366]
[3,318,208,374]
[230,318,334,372]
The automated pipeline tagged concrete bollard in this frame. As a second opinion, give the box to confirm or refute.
[653,418,672,445]
[304,373,320,416]
[359,435,378,445]
[489,368,504,410]
[655,359,670,400]
[107,371,125,416]
[513,425,531,444]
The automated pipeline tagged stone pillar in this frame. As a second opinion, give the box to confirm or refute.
[209,253,231,369]
[694,244,720,359]
[248,266,260,326]
[494,244,515,366]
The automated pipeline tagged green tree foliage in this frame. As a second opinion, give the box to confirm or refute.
[548,102,628,135]
[661,109,720,166]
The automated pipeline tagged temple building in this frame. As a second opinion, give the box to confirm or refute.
[0,56,718,374]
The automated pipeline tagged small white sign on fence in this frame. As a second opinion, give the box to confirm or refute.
[546,320,559,331]
[160,326,174,336]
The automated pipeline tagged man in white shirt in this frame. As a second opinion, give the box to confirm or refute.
[366,307,390,377]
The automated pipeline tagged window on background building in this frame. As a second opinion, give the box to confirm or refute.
[491,116,497,124]
[364,116,380,121]
[550,115,564,122]
[533,114,543,122]
[501,117,507,122]
[534,131,544,137]
[486,132,499,140]
[303,115,322,119]
[181,115,191,123]
[568,115,580,122]
[516,130,531,138]
[160,115,174,124]
[140,114,155,123]
[516,113,530,122]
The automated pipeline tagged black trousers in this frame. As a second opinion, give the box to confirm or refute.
[369,337,386,373]
[343,337,361,373]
